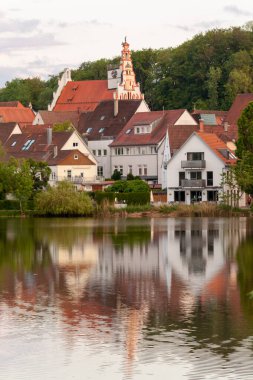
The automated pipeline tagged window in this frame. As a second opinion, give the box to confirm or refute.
[73,142,78,147]
[179,172,185,186]
[97,166,103,176]
[207,190,218,202]
[22,139,35,151]
[67,170,72,179]
[138,165,142,175]
[92,150,96,156]
[97,150,101,156]
[207,171,213,186]
[100,116,105,121]
[99,128,104,133]
[174,191,185,202]
[144,165,147,175]
[187,152,204,160]
[128,165,132,174]
[74,154,78,160]
[125,129,131,134]
[103,149,107,156]
[86,127,92,133]
[190,172,202,180]
[116,147,123,155]
[136,127,140,134]
[11,141,16,147]
[119,166,123,175]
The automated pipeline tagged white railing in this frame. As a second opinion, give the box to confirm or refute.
[50,175,105,184]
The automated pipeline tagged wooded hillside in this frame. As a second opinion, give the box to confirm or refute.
[1,26,253,111]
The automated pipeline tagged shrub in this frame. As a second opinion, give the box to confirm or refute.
[95,191,150,205]
[34,181,94,216]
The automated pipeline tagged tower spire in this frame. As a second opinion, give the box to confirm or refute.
[114,39,144,101]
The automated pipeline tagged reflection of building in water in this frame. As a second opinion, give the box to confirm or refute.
[49,236,98,300]
[164,218,247,296]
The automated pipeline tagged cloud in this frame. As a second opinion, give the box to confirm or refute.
[224,5,252,17]
[0,19,40,33]
[0,33,66,52]
[168,20,225,33]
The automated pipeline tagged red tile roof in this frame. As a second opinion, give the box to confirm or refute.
[0,101,25,108]
[0,107,35,123]
[53,80,114,112]
[78,100,142,140]
[37,110,80,128]
[197,132,236,164]
[48,149,95,166]
[0,123,18,144]
[203,124,238,143]
[225,93,253,125]
[110,109,193,149]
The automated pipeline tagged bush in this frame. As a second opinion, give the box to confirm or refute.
[34,181,94,216]
[95,191,150,205]
[105,179,150,193]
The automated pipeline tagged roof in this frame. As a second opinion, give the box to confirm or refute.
[0,101,25,108]
[203,124,238,143]
[192,109,227,126]
[5,130,72,155]
[110,109,194,148]
[78,100,142,140]
[53,80,114,112]
[225,93,253,125]
[0,107,35,123]
[197,132,236,164]
[37,110,80,128]
[48,149,95,166]
[0,123,18,144]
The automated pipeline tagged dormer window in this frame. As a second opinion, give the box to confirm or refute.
[125,129,131,134]
[134,125,151,134]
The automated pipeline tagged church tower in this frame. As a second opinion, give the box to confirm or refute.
[114,38,144,101]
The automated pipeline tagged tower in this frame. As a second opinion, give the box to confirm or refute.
[114,38,144,101]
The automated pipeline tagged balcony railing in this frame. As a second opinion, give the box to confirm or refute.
[50,176,105,184]
[181,160,206,169]
[181,179,206,188]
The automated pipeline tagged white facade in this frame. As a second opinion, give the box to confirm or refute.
[166,133,231,204]
[174,110,197,125]
[62,130,97,165]
[50,163,97,185]
[89,101,150,179]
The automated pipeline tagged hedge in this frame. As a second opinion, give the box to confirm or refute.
[94,191,150,205]
[0,200,34,210]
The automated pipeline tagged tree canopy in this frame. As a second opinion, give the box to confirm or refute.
[1,26,253,111]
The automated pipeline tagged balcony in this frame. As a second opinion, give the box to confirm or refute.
[50,175,105,184]
[181,160,206,169]
[181,179,206,188]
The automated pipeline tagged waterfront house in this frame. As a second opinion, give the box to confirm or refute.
[166,128,242,205]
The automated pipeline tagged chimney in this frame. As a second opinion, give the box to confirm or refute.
[224,121,229,132]
[53,145,58,158]
[199,118,204,133]
[114,97,118,117]
[47,127,52,145]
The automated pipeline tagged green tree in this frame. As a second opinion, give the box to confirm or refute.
[207,66,222,109]
[11,159,34,213]
[34,181,94,216]
[111,169,122,180]
[28,159,51,194]
[106,179,150,193]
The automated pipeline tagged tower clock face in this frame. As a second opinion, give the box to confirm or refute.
[111,70,117,79]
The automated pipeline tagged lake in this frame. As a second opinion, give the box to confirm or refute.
[0,217,253,379]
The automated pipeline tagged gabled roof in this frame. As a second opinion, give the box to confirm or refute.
[192,109,227,126]
[36,110,80,128]
[203,124,238,143]
[53,80,114,112]
[78,100,142,140]
[0,107,34,123]
[225,93,253,125]
[0,101,25,108]
[0,123,19,144]
[110,109,194,147]
[197,132,236,164]
[48,149,95,166]
[168,131,236,166]
[5,131,72,155]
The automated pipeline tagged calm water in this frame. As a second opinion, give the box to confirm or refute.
[1,217,253,380]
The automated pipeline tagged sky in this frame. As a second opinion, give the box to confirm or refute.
[0,0,253,87]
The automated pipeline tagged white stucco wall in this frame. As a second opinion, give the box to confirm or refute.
[175,110,198,126]
[167,133,226,204]
[32,113,44,125]
[61,131,97,165]
[88,139,112,179]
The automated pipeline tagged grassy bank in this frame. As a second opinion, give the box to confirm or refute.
[0,203,251,218]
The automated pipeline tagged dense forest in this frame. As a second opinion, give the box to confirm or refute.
[1,25,253,112]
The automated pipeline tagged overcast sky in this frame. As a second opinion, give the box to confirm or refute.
[0,0,252,87]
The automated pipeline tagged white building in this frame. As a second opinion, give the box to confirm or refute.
[166,130,239,204]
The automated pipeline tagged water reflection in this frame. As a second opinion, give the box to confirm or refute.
[0,217,253,379]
